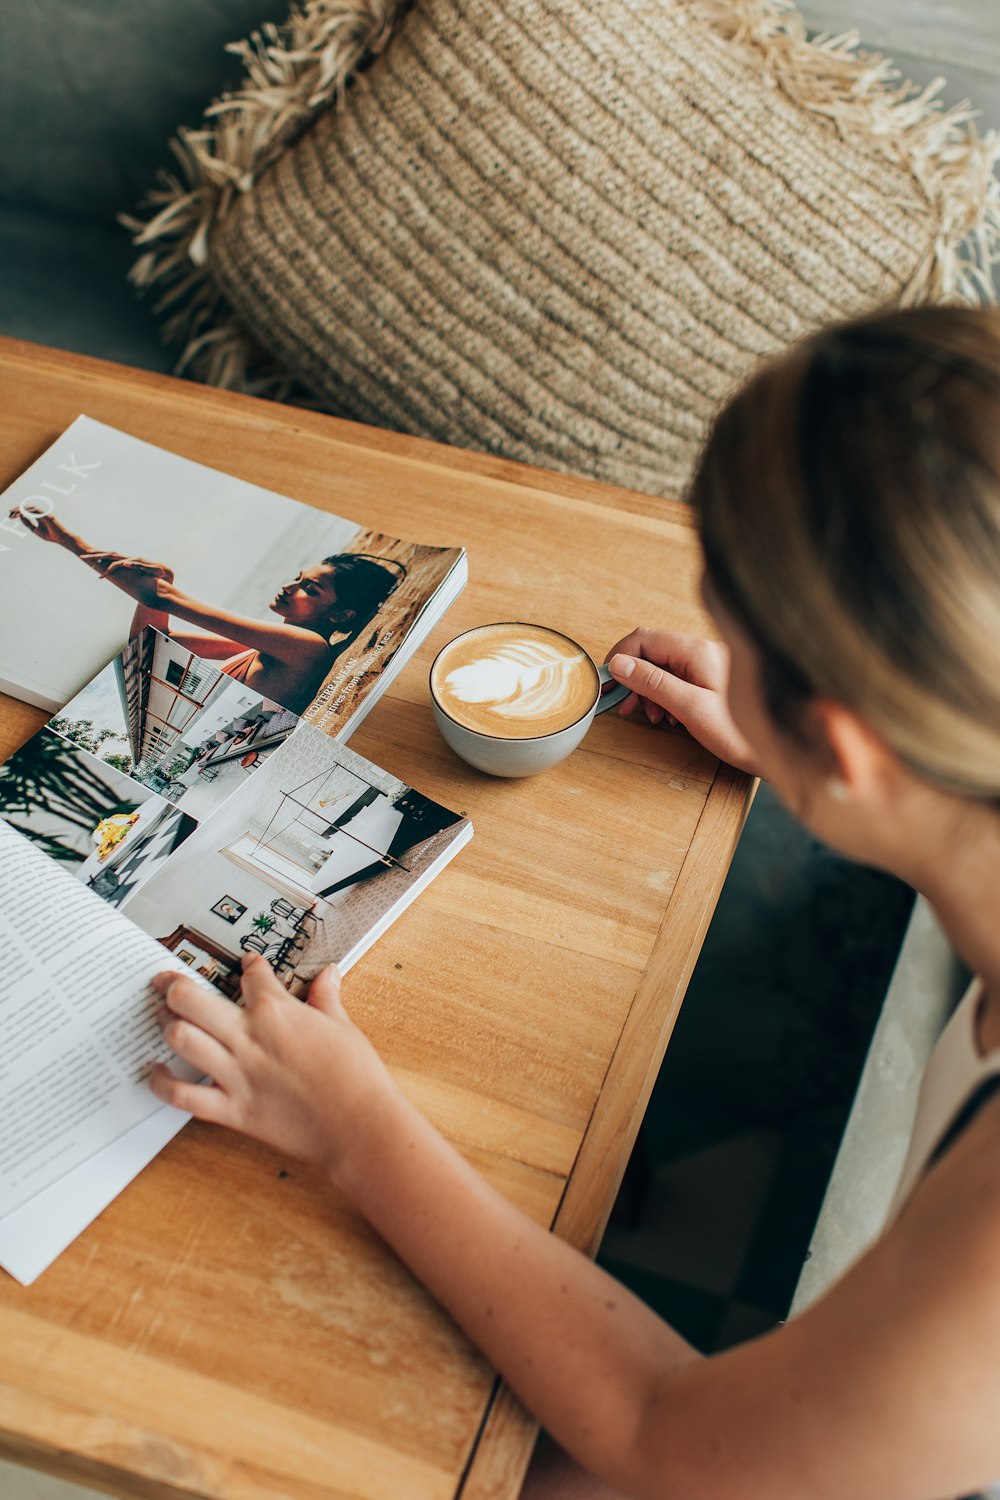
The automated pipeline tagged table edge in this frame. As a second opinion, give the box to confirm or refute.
[458,764,756,1500]
[0,337,733,1500]
[0,338,691,525]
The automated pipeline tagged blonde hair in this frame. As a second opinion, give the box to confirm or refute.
[692,306,1000,800]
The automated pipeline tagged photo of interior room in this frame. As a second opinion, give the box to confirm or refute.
[56,628,301,821]
[119,722,468,990]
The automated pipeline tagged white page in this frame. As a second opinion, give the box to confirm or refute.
[0,1105,189,1286]
[0,824,200,1277]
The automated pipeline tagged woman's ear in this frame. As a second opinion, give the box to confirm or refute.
[327,606,357,627]
[810,699,896,798]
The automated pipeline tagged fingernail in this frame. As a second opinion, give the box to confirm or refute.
[611,654,635,680]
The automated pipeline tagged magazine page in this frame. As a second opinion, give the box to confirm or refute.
[0,822,199,1281]
[0,630,473,992]
[0,634,471,1280]
[0,415,465,738]
[118,718,472,985]
[301,527,466,742]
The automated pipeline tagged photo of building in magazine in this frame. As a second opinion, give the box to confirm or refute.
[0,415,466,737]
[0,630,472,983]
[54,627,301,822]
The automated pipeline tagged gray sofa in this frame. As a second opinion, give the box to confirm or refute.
[0,0,284,373]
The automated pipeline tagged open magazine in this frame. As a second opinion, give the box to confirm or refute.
[0,433,473,1294]
[0,415,466,736]
[0,629,472,1284]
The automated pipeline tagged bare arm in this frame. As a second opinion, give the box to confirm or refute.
[126,599,246,659]
[151,961,1000,1500]
[121,577,330,670]
[10,509,326,669]
[10,508,172,585]
[9,508,97,559]
[129,600,172,642]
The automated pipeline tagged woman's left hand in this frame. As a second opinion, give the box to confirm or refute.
[92,555,174,605]
[80,549,172,579]
[150,957,398,1186]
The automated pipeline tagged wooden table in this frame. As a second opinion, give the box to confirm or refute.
[0,339,752,1500]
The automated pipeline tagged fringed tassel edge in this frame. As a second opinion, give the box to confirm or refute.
[122,0,1000,398]
[692,0,1000,306]
[120,0,405,397]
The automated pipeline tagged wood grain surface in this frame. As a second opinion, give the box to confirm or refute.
[0,339,753,1500]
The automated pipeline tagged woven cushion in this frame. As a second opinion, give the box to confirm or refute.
[199,0,992,495]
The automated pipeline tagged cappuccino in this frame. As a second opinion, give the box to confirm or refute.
[431,623,600,739]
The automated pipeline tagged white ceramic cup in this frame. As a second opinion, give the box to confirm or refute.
[429,623,631,777]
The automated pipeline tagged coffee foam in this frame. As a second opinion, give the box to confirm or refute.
[432,624,599,738]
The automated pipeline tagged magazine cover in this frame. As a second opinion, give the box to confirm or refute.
[0,415,466,736]
[0,629,473,985]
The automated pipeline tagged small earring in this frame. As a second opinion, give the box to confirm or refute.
[826,777,850,803]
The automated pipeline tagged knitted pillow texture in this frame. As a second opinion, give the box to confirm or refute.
[132,0,999,497]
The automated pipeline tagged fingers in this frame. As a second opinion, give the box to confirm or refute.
[157,1006,237,1088]
[604,625,672,664]
[306,965,345,1019]
[149,1064,232,1123]
[104,558,160,577]
[608,654,703,719]
[605,626,705,671]
[103,559,153,582]
[618,690,674,728]
[610,654,761,772]
[238,952,294,1010]
[152,970,243,1049]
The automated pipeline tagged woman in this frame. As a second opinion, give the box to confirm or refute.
[149,305,1000,1500]
[9,509,405,715]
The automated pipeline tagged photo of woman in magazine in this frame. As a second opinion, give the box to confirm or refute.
[9,505,407,716]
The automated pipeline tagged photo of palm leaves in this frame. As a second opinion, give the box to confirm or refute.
[0,723,197,914]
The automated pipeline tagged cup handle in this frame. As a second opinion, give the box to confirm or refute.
[595,663,632,716]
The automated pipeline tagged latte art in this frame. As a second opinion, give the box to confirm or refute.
[446,643,588,719]
[432,624,600,739]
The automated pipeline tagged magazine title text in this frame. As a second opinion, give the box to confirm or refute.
[1,453,101,555]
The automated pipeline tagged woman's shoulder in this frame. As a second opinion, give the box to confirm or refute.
[260,626,334,664]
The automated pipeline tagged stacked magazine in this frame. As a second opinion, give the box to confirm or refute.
[0,418,471,1283]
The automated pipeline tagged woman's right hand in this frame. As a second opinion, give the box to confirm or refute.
[150,958,397,1189]
[9,506,79,548]
[605,626,760,775]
